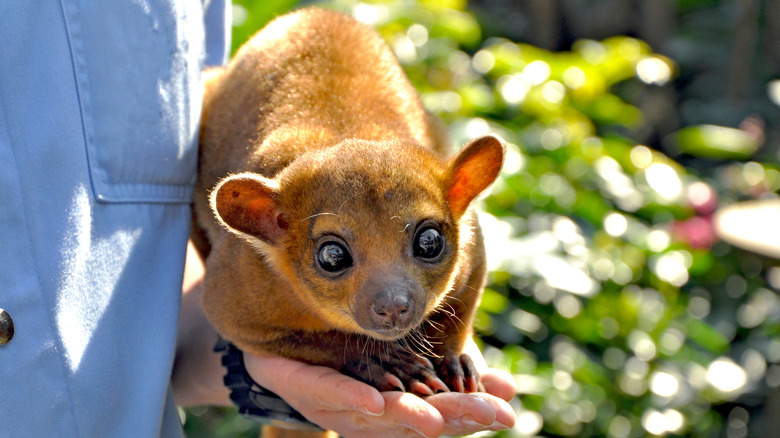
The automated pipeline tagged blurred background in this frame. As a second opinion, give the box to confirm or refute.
[184,0,780,436]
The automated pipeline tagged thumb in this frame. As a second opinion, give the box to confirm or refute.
[244,353,385,416]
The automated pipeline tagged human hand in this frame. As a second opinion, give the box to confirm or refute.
[244,345,516,438]
[428,339,517,437]
[174,241,517,436]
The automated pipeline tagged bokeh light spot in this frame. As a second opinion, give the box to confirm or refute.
[650,371,680,397]
[768,80,780,106]
[645,163,683,201]
[516,410,544,436]
[618,38,642,61]
[555,294,582,318]
[353,3,386,25]
[707,358,747,393]
[629,330,657,361]
[636,56,672,85]
[406,23,428,47]
[563,66,586,89]
[630,145,653,169]
[472,49,495,73]
[647,229,671,252]
[231,4,248,26]
[523,60,551,85]
[604,212,628,237]
[541,81,566,107]
[498,74,531,105]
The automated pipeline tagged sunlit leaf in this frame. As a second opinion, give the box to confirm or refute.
[480,288,509,313]
[231,0,301,54]
[686,318,729,353]
[672,125,760,159]
[428,9,480,47]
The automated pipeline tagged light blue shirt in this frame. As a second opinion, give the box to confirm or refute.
[0,1,229,436]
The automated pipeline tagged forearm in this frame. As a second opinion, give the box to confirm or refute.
[171,241,231,407]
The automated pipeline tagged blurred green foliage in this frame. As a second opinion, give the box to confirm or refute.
[184,1,780,436]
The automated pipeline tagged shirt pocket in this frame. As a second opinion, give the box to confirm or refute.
[62,0,204,203]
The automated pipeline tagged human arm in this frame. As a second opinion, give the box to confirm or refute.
[170,241,231,407]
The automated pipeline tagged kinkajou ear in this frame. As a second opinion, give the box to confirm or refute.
[445,134,505,219]
[210,173,289,245]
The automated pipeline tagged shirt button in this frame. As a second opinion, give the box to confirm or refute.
[0,308,14,344]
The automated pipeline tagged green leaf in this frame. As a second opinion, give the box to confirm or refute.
[231,0,301,55]
[581,94,643,127]
[686,318,729,353]
[430,11,481,47]
[672,125,759,159]
[480,288,508,313]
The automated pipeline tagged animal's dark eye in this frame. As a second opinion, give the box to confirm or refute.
[317,242,353,273]
[413,227,444,261]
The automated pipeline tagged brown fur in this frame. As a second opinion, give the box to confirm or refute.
[194,7,504,433]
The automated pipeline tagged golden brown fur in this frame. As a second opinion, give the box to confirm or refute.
[193,7,504,433]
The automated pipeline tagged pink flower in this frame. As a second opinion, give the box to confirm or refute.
[672,215,717,249]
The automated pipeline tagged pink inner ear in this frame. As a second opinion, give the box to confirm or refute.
[446,135,504,218]
[447,168,477,217]
[243,198,287,242]
[246,198,278,233]
[214,175,286,245]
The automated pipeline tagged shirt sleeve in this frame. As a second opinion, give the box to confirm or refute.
[205,0,233,67]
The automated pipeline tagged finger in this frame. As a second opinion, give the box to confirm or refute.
[382,391,444,438]
[313,391,445,438]
[480,368,517,401]
[427,392,494,426]
[244,353,385,416]
[477,392,516,431]
[426,392,515,436]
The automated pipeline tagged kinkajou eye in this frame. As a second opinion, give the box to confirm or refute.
[413,226,444,261]
[316,241,353,273]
